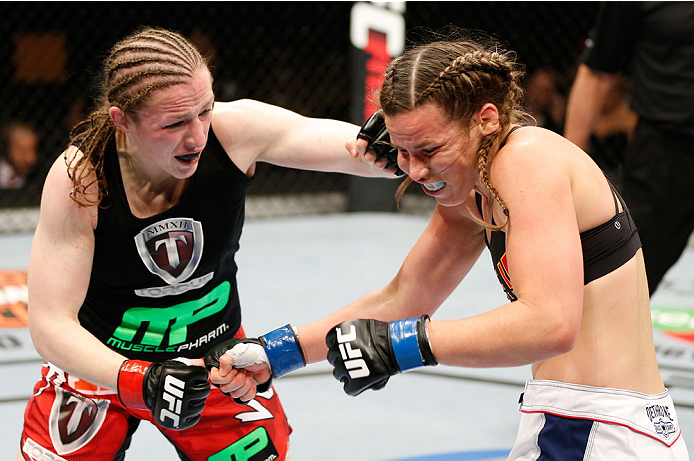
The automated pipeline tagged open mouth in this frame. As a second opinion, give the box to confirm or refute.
[176,152,201,162]
[423,181,446,192]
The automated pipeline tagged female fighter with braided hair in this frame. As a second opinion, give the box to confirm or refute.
[207,31,689,459]
[17,26,392,461]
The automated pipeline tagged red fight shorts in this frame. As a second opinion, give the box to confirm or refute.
[19,332,291,461]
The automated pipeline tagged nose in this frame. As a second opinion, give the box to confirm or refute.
[185,118,207,151]
[405,155,430,181]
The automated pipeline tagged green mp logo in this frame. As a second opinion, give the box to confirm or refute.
[108,281,230,351]
[209,427,278,461]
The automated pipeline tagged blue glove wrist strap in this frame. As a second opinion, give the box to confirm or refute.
[262,324,306,378]
[389,317,424,372]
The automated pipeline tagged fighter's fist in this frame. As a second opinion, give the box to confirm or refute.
[357,109,405,176]
[204,325,306,403]
[326,316,437,396]
[117,358,210,430]
[204,338,273,403]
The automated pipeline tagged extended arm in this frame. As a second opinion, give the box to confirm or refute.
[206,198,486,395]
[211,99,396,177]
[298,201,486,364]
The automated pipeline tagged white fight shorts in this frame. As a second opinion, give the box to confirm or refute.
[508,380,689,460]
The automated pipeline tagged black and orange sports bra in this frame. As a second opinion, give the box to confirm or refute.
[474,127,641,302]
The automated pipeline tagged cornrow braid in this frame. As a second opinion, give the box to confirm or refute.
[416,54,467,104]
[108,57,188,79]
[157,29,199,65]
[65,27,208,207]
[107,69,190,108]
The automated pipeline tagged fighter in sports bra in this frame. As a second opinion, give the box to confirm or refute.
[475,126,642,301]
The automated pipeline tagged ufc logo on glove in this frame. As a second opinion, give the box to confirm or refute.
[334,324,370,378]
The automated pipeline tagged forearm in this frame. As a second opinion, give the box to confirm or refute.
[267,117,395,178]
[31,316,126,389]
[33,315,211,430]
[428,300,575,368]
[297,287,402,364]
[564,64,619,151]
[299,216,480,364]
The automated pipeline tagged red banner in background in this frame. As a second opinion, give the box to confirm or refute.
[363,30,389,121]
[350,1,405,122]
[0,270,29,328]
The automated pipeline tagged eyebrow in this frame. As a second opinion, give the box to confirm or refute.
[416,140,437,149]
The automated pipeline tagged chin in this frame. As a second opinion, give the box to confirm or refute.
[434,194,467,208]
[174,165,198,179]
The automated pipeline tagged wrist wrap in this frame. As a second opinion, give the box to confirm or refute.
[261,324,306,378]
[389,315,437,371]
[117,359,151,410]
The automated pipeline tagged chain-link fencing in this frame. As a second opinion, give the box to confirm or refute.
[0,2,601,233]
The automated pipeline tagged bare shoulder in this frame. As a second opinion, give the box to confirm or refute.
[41,146,99,231]
[490,126,577,188]
[212,99,265,134]
[211,99,297,173]
[212,99,297,133]
[487,126,615,233]
[212,99,271,119]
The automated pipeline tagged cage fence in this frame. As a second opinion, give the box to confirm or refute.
[0,2,600,234]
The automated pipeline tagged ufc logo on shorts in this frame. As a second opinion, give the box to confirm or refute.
[160,375,185,428]
[335,325,370,378]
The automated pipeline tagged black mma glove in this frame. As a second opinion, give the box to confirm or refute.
[117,358,210,430]
[204,325,306,404]
[326,315,437,396]
[357,109,405,176]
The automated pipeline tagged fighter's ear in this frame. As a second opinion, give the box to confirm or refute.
[477,103,500,136]
[109,106,131,133]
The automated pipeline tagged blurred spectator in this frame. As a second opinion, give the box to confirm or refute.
[565,1,694,295]
[0,121,39,189]
[524,67,566,133]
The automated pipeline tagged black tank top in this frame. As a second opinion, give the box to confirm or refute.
[475,127,641,302]
[78,128,252,361]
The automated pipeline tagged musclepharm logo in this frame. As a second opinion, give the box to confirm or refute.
[159,375,185,428]
[110,281,230,350]
[335,324,370,378]
[209,427,279,461]
[134,218,204,284]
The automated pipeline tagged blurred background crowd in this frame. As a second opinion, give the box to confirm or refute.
[1,2,628,230]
